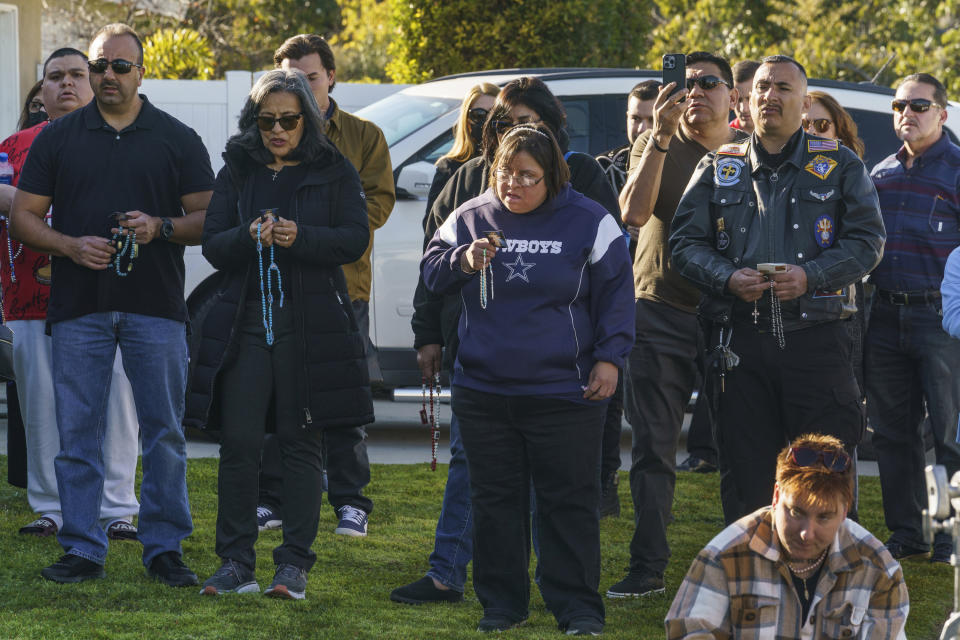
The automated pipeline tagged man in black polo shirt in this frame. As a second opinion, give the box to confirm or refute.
[10,23,214,586]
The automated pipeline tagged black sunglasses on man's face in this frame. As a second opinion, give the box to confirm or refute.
[685,75,729,91]
[88,58,143,75]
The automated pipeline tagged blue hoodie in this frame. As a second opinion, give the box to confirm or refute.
[421,184,635,402]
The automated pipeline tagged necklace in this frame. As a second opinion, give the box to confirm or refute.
[479,248,494,309]
[256,220,284,345]
[271,165,281,181]
[2,216,23,283]
[111,228,137,276]
[787,547,828,578]
[420,373,441,471]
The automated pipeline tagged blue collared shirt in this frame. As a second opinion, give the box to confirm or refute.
[870,133,960,292]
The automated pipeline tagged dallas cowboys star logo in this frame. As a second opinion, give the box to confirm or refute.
[505,255,536,283]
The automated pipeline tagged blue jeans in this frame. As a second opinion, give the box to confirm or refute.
[52,312,192,566]
[866,299,960,549]
[426,413,472,592]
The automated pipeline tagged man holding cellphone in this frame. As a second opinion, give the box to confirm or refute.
[669,55,885,526]
[607,52,744,599]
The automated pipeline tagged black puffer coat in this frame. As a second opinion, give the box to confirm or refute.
[184,142,374,432]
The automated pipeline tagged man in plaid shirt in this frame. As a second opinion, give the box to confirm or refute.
[666,434,908,639]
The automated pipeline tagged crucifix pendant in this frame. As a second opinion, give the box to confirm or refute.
[752,301,759,324]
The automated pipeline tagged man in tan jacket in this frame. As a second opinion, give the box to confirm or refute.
[254,33,395,538]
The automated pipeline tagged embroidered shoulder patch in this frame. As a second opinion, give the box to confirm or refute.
[807,139,839,153]
[717,142,748,156]
[714,157,744,186]
[804,154,838,180]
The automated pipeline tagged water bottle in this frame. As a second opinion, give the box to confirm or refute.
[0,152,12,186]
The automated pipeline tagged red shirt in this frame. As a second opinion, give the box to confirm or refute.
[0,121,51,320]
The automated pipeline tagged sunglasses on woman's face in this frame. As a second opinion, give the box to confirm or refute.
[88,58,143,75]
[685,75,729,91]
[789,446,851,473]
[802,117,833,134]
[891,98,940,113]
[256,113,304,132]
[467,108,489,125]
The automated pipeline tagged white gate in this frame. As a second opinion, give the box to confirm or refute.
[0,4,20,139]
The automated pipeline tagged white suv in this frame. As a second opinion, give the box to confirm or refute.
[185,69,960,390]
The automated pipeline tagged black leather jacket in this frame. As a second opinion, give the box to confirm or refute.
[670,131,886,330]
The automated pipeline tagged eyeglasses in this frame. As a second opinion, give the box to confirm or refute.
[789,446,851,473]
[494,169,544,188]
[891,98,941,113]
[88,58,143,75]
[802,118,833,134]
[256,113,304,131]
[467,108,489,125]
[685,75,729,91]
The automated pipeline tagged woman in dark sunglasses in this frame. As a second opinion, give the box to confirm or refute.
[424,82,499,219]
[188,68,371,600]
[803,91,865,159]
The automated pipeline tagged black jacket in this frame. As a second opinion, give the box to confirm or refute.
[411,151,620,367]
[184,142,373,431]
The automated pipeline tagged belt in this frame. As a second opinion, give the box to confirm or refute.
[877,289,941,306]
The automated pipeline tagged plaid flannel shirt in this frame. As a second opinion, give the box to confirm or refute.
[665,507,908,639]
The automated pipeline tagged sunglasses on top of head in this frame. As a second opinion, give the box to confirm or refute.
[88,58,143,75]
[891,98,941,114]
[789,446,851,473]
[685,75,729,91]
[256,113,304,132]
[802,117,833,134]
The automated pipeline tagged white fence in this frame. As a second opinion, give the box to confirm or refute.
[142,71,406,173]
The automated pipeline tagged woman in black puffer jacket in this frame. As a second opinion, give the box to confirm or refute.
[190,69,372,600]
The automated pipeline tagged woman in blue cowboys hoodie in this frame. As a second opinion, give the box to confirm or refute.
[421,123,634,636]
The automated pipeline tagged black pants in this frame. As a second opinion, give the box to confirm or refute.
[601,374,624,480]
[624,299,698,575]
[685,388,717,465]
[866,299,960,549]
[6,381,27,488]
[216,300,324,571]
[259,300,373,515]
[453,386,605,628]
[718,321,863,524]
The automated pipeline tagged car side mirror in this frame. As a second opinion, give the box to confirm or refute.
[395,161,437,199]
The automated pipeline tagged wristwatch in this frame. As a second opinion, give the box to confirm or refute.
[160,217,174,240]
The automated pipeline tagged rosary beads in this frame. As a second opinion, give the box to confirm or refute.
[111,228,137,276]
[479,248,494,309]
[257,220,284,346]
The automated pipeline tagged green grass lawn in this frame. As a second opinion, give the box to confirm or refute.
[0,455,954,639]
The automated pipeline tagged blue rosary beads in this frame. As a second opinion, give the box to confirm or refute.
[257,220,284,345]
[111,228,137,276]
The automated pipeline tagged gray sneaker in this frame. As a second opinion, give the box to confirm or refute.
[264,563,308,600]
[200,559,260,595]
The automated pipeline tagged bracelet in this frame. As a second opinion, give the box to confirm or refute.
[652,138,669,153]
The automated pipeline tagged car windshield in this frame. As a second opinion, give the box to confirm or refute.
[355,93,459,147]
